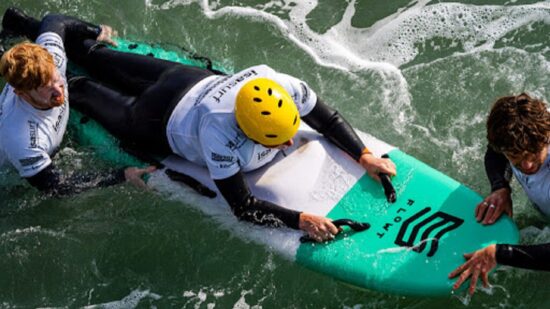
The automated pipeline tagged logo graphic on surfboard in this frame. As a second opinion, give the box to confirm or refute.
[395,207,464,257]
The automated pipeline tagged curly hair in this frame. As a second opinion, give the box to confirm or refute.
[487,93,550,156]
[0,42,55,91]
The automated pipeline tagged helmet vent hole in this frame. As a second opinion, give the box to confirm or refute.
[254,86,260,91]
[266,134,277,138]
[278,100,283,108]
[268,88,272,96]
[253,98,262,102]
[293,115,297,125]
[261,111,271,115]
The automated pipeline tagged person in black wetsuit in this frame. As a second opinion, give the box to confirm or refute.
[3,9,398,242]
[0,8,154,197]
[449,93,550,295]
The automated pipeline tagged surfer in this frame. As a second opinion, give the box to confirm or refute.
[449,93,550,294]
[0,9,155,196]
[1,9,398,242]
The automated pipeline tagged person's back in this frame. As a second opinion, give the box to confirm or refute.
[167,64,316,180]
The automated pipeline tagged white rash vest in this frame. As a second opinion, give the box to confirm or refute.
[166,65,318,180]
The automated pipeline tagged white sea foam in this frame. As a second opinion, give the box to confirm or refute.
[144,0,413,130]
[0,226,78,244]
[144,0,550,151]
[145,1,550,68]
[82,289,161,309]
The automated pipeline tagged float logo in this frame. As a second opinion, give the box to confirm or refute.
[394,207,463,257]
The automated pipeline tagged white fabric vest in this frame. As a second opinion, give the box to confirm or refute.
[166,65,317,179]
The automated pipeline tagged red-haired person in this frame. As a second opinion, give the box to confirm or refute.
[0,9,153,196]
[450,93,550,295]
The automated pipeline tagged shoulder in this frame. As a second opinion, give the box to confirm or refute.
[36,32,67,72]
[199,117,247,179]
[36,31,64,50]
[0,115,37,152]
[0,97,30,135]
[1,129,51,177]
[0,99,45,152]
[199,115,247,157]
[199,111,236,130]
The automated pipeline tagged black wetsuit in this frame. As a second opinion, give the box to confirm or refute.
[485,146,550,271]
[496,243,550,271]
[63,37,367,230]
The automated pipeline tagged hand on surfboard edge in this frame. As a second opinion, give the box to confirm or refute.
[299,213,340,242]
[448,244,497,295]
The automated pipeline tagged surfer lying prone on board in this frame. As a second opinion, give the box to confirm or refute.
[0,8,155,197]
[450,93,550,295]
[3,10,397,242]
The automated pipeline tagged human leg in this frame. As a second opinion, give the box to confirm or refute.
[68,39,183,95]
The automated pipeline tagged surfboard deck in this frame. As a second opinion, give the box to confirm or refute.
[67,39,519,297]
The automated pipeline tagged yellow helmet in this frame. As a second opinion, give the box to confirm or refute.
[235,78,300,146]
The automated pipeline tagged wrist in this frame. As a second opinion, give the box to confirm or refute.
[494,243,510,264]
[491,182,511,194]
[493,186,512,196]
[358,147,372,161]
[487,243,497,256]
[359,152,375,165]
[298,212,307,229]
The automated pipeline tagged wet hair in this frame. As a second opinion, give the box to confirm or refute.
[0,42,55,91]
[487,93,550,156]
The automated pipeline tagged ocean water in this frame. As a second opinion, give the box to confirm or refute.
[0,0,549,308]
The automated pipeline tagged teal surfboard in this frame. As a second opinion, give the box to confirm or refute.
[68,39,519,297]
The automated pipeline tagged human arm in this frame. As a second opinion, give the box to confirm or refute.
[496,243,550,271]
[449,242,550,295]
[26,163,155,196]
[476,146,513,224]
[214,171,339,241]
[302,98,396,181]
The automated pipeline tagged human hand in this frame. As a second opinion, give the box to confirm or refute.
[448,244,497,295]
[124,166,156,189]
[299,213,340,242]
[359,153,396,182]
[97,24,118,46]
[475,188,513,225]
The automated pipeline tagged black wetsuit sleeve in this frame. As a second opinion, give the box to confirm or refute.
[496,243,550,271]
[39,14,101,42]
[302,98,365,161]
[484,146,512,192]
[26,163,126,197]
[214,172,301,229]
